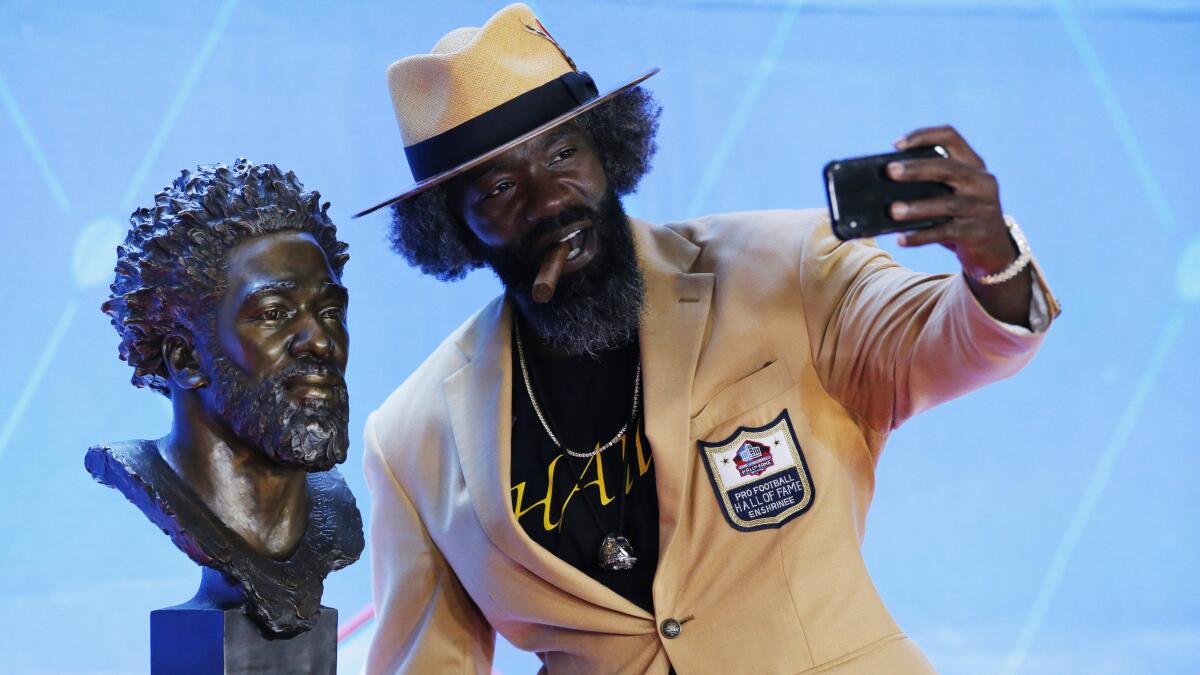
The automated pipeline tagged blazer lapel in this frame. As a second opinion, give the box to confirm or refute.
[631,220,714,584]
[443,296,652,620]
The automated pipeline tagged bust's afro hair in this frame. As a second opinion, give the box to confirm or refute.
[103,159,349,396]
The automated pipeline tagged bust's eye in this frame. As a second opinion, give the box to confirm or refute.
[321,306,345,321]
[258,306,290,322]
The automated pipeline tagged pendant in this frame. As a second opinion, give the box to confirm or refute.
[598,533,637,571]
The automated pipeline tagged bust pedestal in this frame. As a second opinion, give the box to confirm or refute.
[150,568,338,675]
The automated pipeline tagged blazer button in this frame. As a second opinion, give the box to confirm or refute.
[660,618,682,639]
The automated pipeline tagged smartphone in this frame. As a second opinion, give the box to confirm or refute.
[823,145,951,241]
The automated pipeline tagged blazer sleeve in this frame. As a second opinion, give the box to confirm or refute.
[363,411,496,675]
[796,220,1050,438]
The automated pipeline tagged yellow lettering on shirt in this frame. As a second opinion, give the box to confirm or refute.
[511,454,568,531]
[511,421,653,532]
[636,430,652,477]
[581,450,614,506]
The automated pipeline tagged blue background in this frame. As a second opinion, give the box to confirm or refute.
[1,1,1197,673]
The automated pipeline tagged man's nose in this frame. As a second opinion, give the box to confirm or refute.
[289,312,334,359]
[523,172,571,227]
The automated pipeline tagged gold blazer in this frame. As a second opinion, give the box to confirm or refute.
[364,209,1057,674]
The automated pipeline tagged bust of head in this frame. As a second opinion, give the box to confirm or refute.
[86,159,363,637]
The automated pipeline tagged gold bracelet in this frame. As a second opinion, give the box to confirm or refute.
[973,216,1032,286]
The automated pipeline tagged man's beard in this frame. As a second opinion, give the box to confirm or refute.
[205,351,350,472]
[482,188,645,356]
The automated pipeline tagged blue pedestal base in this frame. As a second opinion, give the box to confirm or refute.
[149,568,338,674]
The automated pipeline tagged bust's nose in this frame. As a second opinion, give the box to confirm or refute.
[288,312,334,360]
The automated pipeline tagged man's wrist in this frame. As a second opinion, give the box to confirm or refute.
[970,216,1032,285]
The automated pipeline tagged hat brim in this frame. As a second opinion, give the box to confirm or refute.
[352,67,660,219]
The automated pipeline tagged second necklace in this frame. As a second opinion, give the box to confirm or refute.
[514,322,641,571]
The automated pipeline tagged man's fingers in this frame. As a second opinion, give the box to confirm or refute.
[888,159,999,199]
[896,222,957,248]
[895,125,985,169]
[890,194,966,221]
[887,158,966,186]
[895,125,953,147]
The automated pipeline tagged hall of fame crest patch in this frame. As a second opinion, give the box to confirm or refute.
[699,409,815,531]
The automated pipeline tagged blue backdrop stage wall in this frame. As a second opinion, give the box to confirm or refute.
[0,1,1197,673]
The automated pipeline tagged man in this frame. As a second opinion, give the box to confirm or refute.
[88,159,363,637]
[359,4,1058,673]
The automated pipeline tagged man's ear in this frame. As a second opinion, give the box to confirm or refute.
[162,333,208,390]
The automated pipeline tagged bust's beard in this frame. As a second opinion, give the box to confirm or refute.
[207,354,350,472]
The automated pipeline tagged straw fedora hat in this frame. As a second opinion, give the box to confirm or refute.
[354,3,658,218]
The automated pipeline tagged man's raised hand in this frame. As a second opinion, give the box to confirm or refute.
[886,125,1033,326]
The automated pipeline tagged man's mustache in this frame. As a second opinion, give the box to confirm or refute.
[516,204,599,255]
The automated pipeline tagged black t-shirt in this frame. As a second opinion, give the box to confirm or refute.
[509,332,659,613]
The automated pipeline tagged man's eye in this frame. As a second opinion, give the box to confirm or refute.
[551,147,577,164]
[258,307,290,321]
[485,181,514,199]
[321,306,345,321]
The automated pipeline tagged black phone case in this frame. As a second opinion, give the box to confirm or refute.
[824,145,952,241]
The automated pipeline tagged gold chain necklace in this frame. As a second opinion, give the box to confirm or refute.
[513,320,642,571]
[514,322,641,459]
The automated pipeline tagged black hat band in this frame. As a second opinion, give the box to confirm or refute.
[403,71,599,183]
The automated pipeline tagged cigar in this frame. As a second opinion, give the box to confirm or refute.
[532,242,571,304]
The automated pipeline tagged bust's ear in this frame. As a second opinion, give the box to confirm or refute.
[163,333,208,390]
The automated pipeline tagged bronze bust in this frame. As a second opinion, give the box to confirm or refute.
[86,159,364,638]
